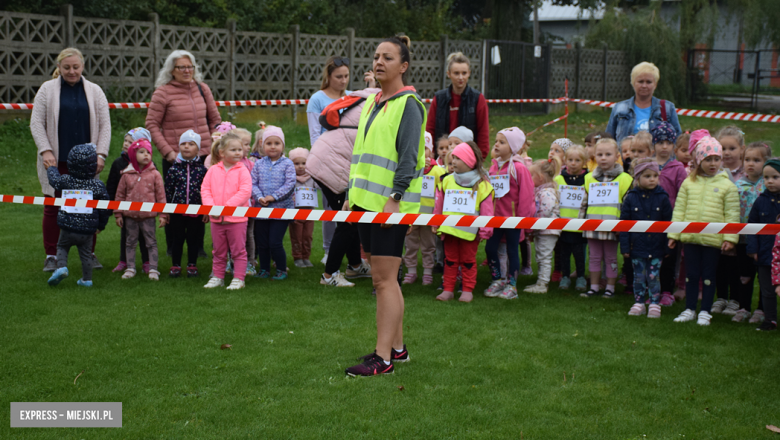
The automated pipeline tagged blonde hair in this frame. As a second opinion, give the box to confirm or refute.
[211,132,242,164]
[715,125,745,147]
[231,127,251,139]
[596,137,620,155]
[632,131,653,154]
[745,141,772,161]
[630,157,657,180]
[252,121,267,157]
[565,145,587,162]
[676,132,690,153]
[155,50,203,88]
[630,62,660,85]
[446,52,471,72]
[320,56,350,91]
[52,47,84,79]
[532,157,562,183]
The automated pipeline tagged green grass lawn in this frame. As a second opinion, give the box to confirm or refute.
[2,108,780,439]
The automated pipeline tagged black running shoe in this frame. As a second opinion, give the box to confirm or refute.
[169,266,181,278]
[345,353,394,377]
[757,321,777,331]
[581,289,598,298]
[358,345,410,363]
[186,264,199,278]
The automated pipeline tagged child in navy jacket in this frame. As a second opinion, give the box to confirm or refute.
[620,158,673,318]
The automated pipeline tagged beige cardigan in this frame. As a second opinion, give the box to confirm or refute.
[30,76,111,196]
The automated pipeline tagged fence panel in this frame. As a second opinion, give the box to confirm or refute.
[234,31,293,100]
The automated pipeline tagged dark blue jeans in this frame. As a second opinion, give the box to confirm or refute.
[254,219,290,273]
[684,244,721,313]
[485,228,521,280]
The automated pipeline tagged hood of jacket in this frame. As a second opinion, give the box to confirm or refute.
[121,161,157,175]
[67,143,98,179]
[626,183,668,198]
[661,159,684,172]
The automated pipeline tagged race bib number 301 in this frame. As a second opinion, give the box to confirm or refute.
[294,187,319,208]
[443,189,477,214]
[559,185,585,209]
[490,175,510,198]
[421,176,435,199]
[587,182,619,205]
[62,189,93,214]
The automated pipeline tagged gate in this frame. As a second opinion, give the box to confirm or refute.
[483,40,551,114]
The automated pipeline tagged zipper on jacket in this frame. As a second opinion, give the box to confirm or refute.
[188,82,198,135]
[186,162,191,205]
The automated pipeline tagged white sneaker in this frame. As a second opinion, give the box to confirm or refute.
[722,299,739,316]
[320,255,328,265]
[749,309,765,324]
[732,309,751,323]
[345,263,372,279]
[697,311,713,326]
[483,279,506,297]
[204,277,225,288]
[523,282,548,294]
[498,284,518,299]
[226,279,245,290]
[711,298,728,314]
[320,271,355,287]
[674,309,697,323]
[122,268,136,280]
[628,303,646,316]
[148,269,160,281]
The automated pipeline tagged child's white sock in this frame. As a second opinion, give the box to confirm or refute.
[47,255,56,259]
[591,284,600,292]
[407,267,417,275]
[423,268,433,275]
[606,284,615,292]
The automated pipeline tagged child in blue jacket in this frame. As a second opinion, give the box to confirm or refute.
[620,158,673,318]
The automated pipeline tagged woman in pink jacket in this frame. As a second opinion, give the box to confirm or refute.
[201,133,252,290]
[483,127,536,298]
[145,50,222,178]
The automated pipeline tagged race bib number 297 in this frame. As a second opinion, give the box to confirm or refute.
[587,182,619,205]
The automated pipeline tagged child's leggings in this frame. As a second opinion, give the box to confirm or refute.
[757,265,776,323]
[716,252,740,301]
[443,235,480,292]
[120,222,147,263]
[632,257,661,304]
[588,239,619,278]
[520,235,531,268]
[403,225,437,273]
[289,220,314,260]
[684,243,720,313]
[57,230,93,281]
[535,235,559,284]
[255,219,290,273]
[168,214,204,267]
[486,228,521,280]
[126,218,158,271]
[558,232,585,278]
[211,222,248,281]
[246,218,256,266]
[735,243,759,311]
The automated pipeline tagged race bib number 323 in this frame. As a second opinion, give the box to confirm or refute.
[294,187,319,208]
[587,182,619,205]
[443,189,477,214]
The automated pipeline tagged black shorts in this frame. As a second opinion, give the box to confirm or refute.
[353,206,408,258]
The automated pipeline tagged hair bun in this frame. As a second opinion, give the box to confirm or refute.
[397,35,411,48]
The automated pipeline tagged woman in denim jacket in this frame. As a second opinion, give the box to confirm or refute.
[606,62,682,144]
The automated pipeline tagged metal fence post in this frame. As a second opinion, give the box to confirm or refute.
[289,24,300,119]
[602,42,608,102]
[60,4,73,47]
[480,39,487,95]
[752,50,761,111]
[227,19,237,101]
[440,34,449,89]
[574,42,581,99]
[148,12,160,96]
[546,43,553,114]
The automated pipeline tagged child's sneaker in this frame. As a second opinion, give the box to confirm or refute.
[402,273,417,284]
[628,303,646,316]
[254,269,271,279]
[458,291,474,302]
[303,259,314,267]
[559,276,571,290]
[498,284,518,299]
[647,304,661,318]
[320,271,355,287]
[112,261,127,273]
[422,274,433,286]
[757,320,777,331]
[149,269,160,281]
[524,282,548,294]
[169,266,181,278]
[602,289,615,298]
[227,279,245,290]
[575,277,587,291]
[142,261,151,274]
[272,270,288,281]
[660,292,675,306]
[91,254,103,270]
[483,279,506,297]
[345,263,372,279]
[122,268,136,279]
[550,271,562,282]
[246,265,257,276]
[580,289,598,298]
[674,309,697,323]
[697,311,713,326]
[294,259,306,268]
[710,298,728,314]
[76,279,93,287]
[43,256,58,272]
[732,309,751,323]
[225,260,233,274]
[749,309,765,324]
[722,299,739,316]
[187,264,199,278]
[436,291,454,301]
[204,277,224,288]
[357,345,410,363]
[345,353,394,377]
[48,267,69,286]
[519,266,533,276]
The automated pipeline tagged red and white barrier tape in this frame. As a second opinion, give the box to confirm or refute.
[566,98,780,123]
[3,194,779,236]
[526,114,568,136]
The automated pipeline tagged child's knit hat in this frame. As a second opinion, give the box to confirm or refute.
[552,138,573,152]
[449,126,474,143]
[179,129,201,149]
[424,132,434,152]
[651,121,677,145]
[262,125,286,148]
[693,136,722,166]
[288,147,309,161]
[128,139,153,172]
[498,127,526,155]
[131,127,152,143]
[688,129,710,154]
[215,121,237,134]
[451,142,477,168]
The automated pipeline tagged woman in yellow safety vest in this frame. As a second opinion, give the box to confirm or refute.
[344,35,426,377]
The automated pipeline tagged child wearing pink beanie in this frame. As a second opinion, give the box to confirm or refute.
[289,147,317,268]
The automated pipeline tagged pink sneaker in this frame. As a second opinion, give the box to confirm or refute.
[422,274,433,286]
[112,261,127,273]
[402,273,417,284]
[660,292,675,306]
[436,291,454,301]
[142,262,151,274]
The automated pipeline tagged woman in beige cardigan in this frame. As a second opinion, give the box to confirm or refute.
[30,47,111,272]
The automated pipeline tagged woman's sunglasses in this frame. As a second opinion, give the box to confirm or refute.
[333,57,350,67]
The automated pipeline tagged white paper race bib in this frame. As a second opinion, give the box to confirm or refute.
[443,189,477,214]
[490,174,510,198]
[559,185,586,209]
[588,182,619,205]
[294,187,319,208]
[421,175,435,199]
[62,190,93,214]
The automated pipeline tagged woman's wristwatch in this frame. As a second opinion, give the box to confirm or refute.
[390,192,402,202]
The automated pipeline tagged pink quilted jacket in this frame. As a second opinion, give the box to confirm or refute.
[145,80,222,158]
[114,163,167,220]
[307,88,381,193]
[201,161,252,224]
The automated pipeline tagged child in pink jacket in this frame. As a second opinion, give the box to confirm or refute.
[201,132,253,290]
[483,127,536,299]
